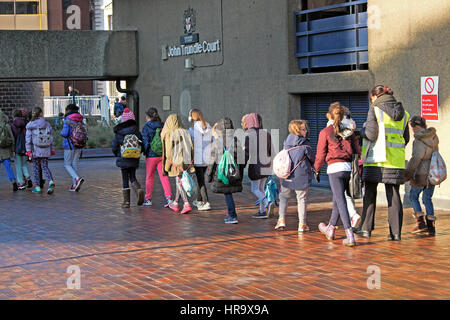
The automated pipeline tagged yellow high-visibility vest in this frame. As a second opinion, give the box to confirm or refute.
[362,106,410,169]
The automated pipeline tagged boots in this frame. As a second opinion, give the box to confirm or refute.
[425,215,436,236]
[131,181,145,206]
[122,188,131,208]
[318,223,335,241]
[411,212,427,233]
[343,228,356,247]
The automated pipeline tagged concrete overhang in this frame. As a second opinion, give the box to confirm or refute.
[0,30,138,82]
[288,70,372,93]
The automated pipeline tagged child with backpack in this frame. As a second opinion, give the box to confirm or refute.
[60,104,86,192]
[112,108,145,208]
[242,113,273,219]
[161,114,195,214]
[273,120,315,232]
[0,109,18,191]
[206,118,246,224]
[142,107,172,207]
[11,109,32,190]
[188,108,213,211]
[25,107,56,194]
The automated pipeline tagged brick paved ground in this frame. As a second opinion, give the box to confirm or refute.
[0,158,449,300]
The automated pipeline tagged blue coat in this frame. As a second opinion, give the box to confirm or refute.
[60,112,84,150]
[281,134,315,190]
[142,120,163,158]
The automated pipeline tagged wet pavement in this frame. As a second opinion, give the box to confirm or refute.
[0,158,449,300]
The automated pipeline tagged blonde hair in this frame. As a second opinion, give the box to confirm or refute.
[289,120,308,136]
[190,109,207,130]
[241,114,249,130]
[329,102,345,136]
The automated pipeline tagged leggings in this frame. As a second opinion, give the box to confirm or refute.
[251,177,267,213]
[328,171,351,230]
[121,167,137,189]
[32,158,53,187]
[194,166,209,203]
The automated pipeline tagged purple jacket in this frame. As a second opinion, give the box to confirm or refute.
[25,118,55,158]
[11,117,27,138]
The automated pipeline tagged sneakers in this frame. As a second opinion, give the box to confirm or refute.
[168,203,179,212]
[197,202,211,211]
[69,186,76,192]
[252,211,268,219]
[143,199,152,206]
[17,183,27,190]
[180,203,192,214]
[74,177,84,192]
[12,182,18,192]
[224,216,238,224]
[164,196,173,208]
[32,187,42,193]
[298,224,310,233]
[275,218,286,230]
[47,181,55,194]
[351,213,362,229]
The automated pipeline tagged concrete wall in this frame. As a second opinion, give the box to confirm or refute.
[368,0,450,208]
[0,30,138,81]
[114,0,291,141]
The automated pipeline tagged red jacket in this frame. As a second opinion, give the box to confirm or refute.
[314,125,361,172]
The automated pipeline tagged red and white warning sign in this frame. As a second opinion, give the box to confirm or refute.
[421,76,439,121]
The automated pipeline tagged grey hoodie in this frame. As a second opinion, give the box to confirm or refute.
[25,117,55,158]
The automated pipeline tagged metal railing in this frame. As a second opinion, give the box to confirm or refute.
[43,96,119,117]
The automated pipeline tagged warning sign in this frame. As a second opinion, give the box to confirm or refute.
[421,76,439,121]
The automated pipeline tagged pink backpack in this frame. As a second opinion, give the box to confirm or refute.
[273,146,307,179]
[428,150,447,185]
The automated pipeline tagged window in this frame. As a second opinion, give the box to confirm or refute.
[0,2,14,14]
[15,1,39,14]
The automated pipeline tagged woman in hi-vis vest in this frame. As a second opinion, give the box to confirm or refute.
[359,85,410,241]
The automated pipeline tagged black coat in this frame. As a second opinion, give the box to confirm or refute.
[244,128,272,181]
[206,118,246,194]
[112,120,142,169]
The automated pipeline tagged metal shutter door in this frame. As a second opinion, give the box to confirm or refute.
[301,92,369,187]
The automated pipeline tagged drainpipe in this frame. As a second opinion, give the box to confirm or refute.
[116,81,140,125]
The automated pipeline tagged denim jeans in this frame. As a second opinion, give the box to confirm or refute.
[0,159,16,182]
[410,185,435,216]
[64,149,82,185]
[224,193,237,218]
[14,155,30,184]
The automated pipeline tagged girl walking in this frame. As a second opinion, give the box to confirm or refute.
[112,108,145,208]
[142,107,173,207]
[25,107,56,194]
[11,109,32,190]
[161,114,195,214]
[405,116,439,236]
[0,109,18,191]
[314,102,361,246]
[242,113,273,219]
[275,120,315,232]
[60,104,85,192]
[188,108,212,211]
[206,118,246,224]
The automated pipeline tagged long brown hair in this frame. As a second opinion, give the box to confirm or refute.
[190,109,207,130]
[31,107,43,121]
[329,102,345,136]
[289,120,308,136]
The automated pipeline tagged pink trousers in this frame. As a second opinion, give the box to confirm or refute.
[145,157,172,200]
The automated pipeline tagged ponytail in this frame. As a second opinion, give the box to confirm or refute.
[329,102,345,137]
[146,107,162,122]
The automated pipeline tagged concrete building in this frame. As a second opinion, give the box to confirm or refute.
[113,0,450,208]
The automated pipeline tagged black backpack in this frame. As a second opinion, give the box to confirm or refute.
[15,129,26,155]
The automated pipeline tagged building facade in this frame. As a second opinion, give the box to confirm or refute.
[112,0,449,208]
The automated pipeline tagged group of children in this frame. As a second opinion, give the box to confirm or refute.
[112,105,362,246]
[0,104,85,195]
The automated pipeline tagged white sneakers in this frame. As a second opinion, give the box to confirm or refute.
[143,199,152,206]
[193,200,211,211]
[351,213,362,229]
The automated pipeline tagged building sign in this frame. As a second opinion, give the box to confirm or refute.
[421,76,439,121]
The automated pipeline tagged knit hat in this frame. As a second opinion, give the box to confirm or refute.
[121,108,135,122]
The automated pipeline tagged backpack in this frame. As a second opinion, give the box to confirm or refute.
[69,121,88,149]
[428,150,447,185]
[0,123,13,148]
[120,134,141,158]
[150,128,162,156]
[32,126,52,148]
[273,146,307,179]
[15,129,26,155]
[217,138,240,185]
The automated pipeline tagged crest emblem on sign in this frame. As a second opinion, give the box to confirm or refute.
[183,6,196,34]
